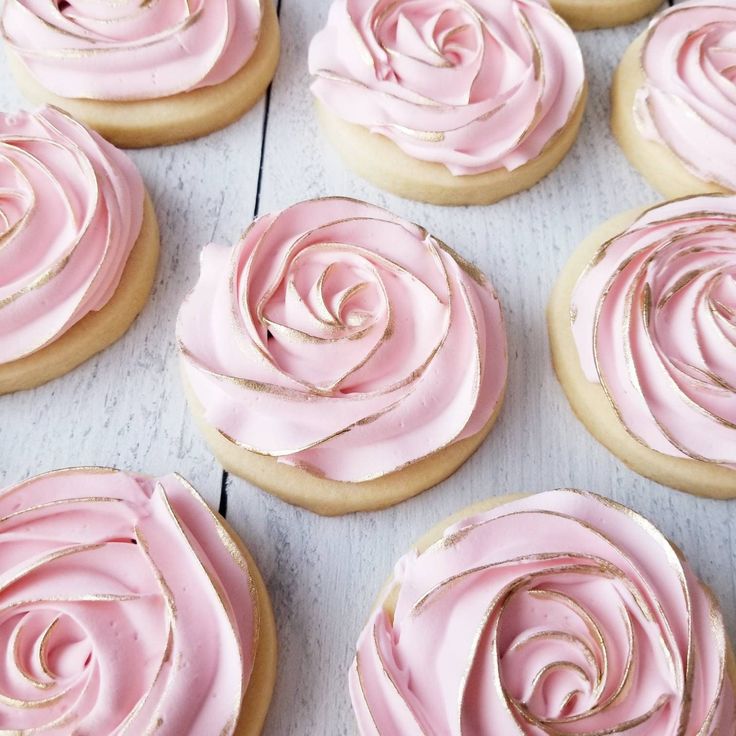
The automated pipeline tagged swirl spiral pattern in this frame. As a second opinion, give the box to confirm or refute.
[177,197,506,483]
[570,195,736,467]
[351,490,736,734]
[634,0,736,191]
[0,106,143,364]
[309,0,585,176]
[1,0,263,101]
[0,468,258,735]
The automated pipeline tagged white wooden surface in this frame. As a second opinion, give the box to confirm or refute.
[2,1,734,734]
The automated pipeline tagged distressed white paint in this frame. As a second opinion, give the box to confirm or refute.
[1,1,733,735]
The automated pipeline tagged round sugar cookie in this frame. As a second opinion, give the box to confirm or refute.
[551,0,662,29]
[177,197,508,516]
[612,1,736,198]
[351,489,736,733]
[0,468,278,735]
[548,195,736,498]
[3,0,281,148]
[0,107,160,395]
[309,0,587,206]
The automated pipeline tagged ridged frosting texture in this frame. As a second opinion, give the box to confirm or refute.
[1,0,263,101]
[0,107,143,364]
[177,197,507,483]
[634,0,736,191]
[570,195,736,467]
[351,489,735,734]
[0,468,257,735]
[309,0,585,176]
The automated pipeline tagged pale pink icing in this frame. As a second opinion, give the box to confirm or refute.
[1,0,263,101]
[177,197,507,483]
[634,0,736,191]
[570,195,736,467]
[0,107,144,364]
[309,0,585,176]
[0,468,257,735]
[351,489,736,734]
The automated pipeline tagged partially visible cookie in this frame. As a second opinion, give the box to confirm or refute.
[0,107,159,395]
[2,1,281,147]
[551,0,662,29]
[0,468,277,736]
[612,0,736,197]
[351,490,736,733]
[309,0,586,205]
[549,195,736,498]
[177,197,508,515]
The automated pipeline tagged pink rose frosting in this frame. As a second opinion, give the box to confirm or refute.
[177,197,507,483]
[309,0,585,176]
[351,489,735,734]
[634,0,736,191]
[0,468,258,735]
[570,195,736,467]
[0,107,144,364]
[1,0,263,101]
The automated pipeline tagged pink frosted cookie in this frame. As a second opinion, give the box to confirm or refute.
[1,1,281,147]
[352,490,736,733]
[0,106,159,395]
[0,468,277,735]
[549,195,736,498]
[309,0,586,205]
[177,197,507,515]
[613,0,736,197]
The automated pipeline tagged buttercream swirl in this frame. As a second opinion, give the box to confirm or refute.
[309,0,585,176]
[1,0,263,101]
[351,489,736,734]
[634,0,736,191]
[0,106,144,364]
[177,197,507,483]
[570,195,736,467]
[0,467,257,735]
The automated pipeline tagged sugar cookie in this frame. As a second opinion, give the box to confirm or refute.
[0,468,277,736]
[2,1,281,148]
[178,197,507,515]
[309,0,586,205]
[551,0,662,29]
[351,489,736,733]
[612,1,736,198]
[0,107,159,395]
[549,195,736,498]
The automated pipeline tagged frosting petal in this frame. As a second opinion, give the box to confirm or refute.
[570,194,736,467]
[308,0,585,175]
[0,106,144,364]
[351,490,736,734]
[177,197,507,483]
[1,0,263,101]
[0,468,258,735]
[634,0,736,190]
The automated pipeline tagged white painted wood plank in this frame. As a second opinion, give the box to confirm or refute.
[226,3,736,734]
[0,54,266,510]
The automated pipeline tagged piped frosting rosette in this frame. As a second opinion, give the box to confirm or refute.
[309,0,585,175]
[177,197,507,483]
[1,0,263,101]
[351,490,735,734]
[634,0,736,191]
[570,195,736,468]
[0,468,258,735]
[0,107,144,364]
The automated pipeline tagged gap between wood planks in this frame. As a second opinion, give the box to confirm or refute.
[219,0,284,518]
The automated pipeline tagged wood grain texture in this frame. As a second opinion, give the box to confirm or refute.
[0,64,267,509]
[3,1,735,735]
